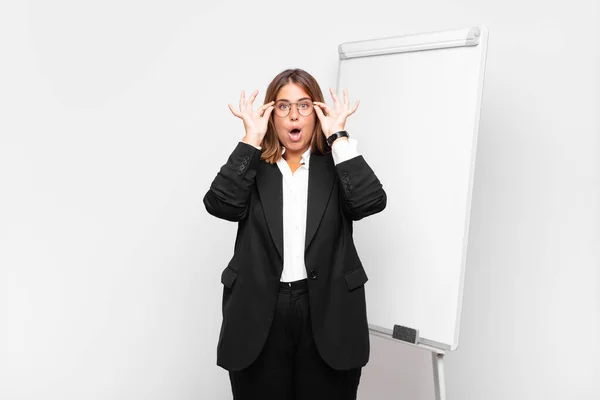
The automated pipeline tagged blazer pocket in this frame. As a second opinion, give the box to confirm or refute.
[221,266,238,289]
[344,267,368,291]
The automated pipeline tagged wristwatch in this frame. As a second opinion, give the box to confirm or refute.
[326,130,349,147]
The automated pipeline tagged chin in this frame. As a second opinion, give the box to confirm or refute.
[289,141,310,151]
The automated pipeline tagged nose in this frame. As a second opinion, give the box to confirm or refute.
[289,104,300,120]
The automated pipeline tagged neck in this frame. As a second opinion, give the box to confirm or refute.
[284,154,302,164]
[283,148,308,165]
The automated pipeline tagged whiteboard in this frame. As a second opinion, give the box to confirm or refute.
[337,26,488,350]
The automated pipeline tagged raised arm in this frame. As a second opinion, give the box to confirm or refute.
[203,90,274,221]
[335,154,386,221]
[203,142,262,221]
[314,88,386,220]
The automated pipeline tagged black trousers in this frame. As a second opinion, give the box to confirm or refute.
[228,279,362,400]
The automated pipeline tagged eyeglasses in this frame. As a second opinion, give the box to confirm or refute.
[273,100,314,117]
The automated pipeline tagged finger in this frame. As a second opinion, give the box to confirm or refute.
[256,101,274,118]
[257,101,274,117]
[313,101,334,116]
[347,100,360,116]
[314,105,331,136]
[239,90,246,111]
[262,104,275,119]
[313,103,326,122]
[329,88,341,110]
[343,88,349,109]
[228,103,241,117]
[258,101,274,112]
[247,89,259,107]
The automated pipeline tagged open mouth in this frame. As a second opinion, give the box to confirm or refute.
[289,129,302,142]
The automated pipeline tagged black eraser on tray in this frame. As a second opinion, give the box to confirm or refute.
[393,324,419,344]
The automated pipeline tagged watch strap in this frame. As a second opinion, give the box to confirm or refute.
[326,130,349,147]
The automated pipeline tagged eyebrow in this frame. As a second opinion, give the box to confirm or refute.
[275,97,312,102]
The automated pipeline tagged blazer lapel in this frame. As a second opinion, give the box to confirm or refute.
[305,153,335,251]
[256,161,284,261]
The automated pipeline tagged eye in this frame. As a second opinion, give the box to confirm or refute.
[277,102,290,110]
[298,102,311,110]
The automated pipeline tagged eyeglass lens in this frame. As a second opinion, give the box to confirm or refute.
[274,100,314,117]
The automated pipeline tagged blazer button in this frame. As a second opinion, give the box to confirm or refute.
[308,270,318,280]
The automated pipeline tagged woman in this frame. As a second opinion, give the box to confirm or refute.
[204,69,386,400]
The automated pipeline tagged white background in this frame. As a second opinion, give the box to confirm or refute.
[1,1,598,399]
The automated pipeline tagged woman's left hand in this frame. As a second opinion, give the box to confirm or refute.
[313,88,360,138]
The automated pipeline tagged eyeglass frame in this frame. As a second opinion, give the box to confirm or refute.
[273,99,315,118]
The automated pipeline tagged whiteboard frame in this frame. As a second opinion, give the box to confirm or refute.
[336,25,489,351]
[338,26,482,60]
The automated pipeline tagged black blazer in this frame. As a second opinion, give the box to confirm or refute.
[204,142,386,371]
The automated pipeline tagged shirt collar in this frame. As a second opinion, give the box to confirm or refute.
[280,147,311,169]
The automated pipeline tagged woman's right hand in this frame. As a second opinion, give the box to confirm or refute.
[228,90,274,148]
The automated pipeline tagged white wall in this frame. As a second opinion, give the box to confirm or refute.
[444,2,600,400]
[0,1,597,399]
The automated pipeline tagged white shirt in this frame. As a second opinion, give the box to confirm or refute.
[276,139,360,282]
